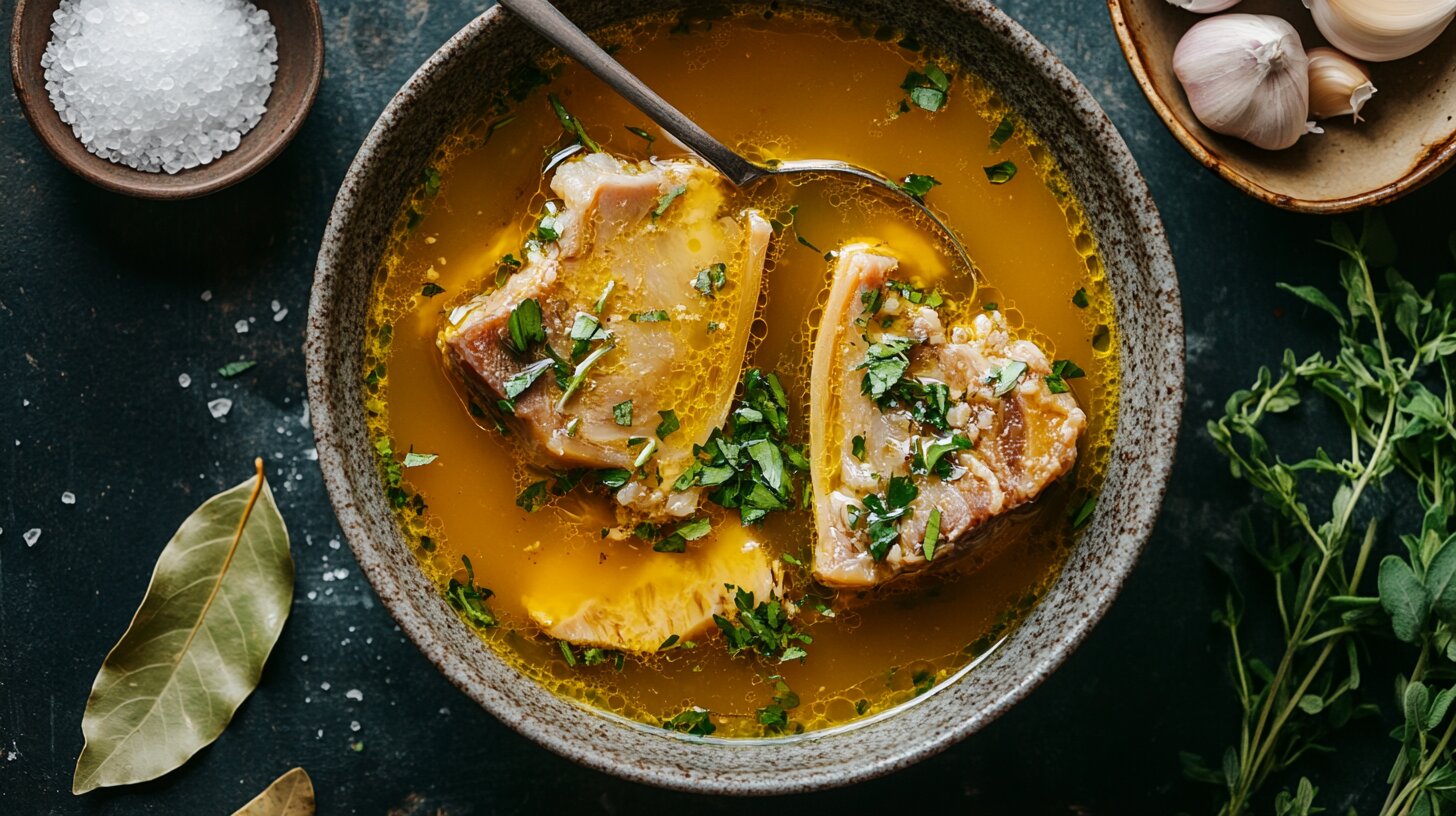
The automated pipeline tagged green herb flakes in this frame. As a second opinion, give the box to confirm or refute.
[654,516,711,553]
[656,409,681,439]
[653,184,687,220]
[713,586,813,663]
[692,263,727,297]
[507,298,545,354]
[923,508,942,561]
[516,480,548,512]
[663,708,715,736]
[852,435,867,461]
[626,125,655,143]
[988,115,1015,151]
[988,360,1028,397]
[547,93,601,152]
[1072,287,1089,309]
[613,400,633,426]
[217,360,256,378]
[629,310,670,323]
[446,555,498,629]
[1045,359,1086,395]
[402,452,438,468]
[901,63,950,112]
[897,173,941,202]
[420,282,446,298]
[983,161,1018,185]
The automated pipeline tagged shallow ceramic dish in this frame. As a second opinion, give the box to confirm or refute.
[9,0,324,200]
[1109,0,1456,214]
[307,0,1183,793]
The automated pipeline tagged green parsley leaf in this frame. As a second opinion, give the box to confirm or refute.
[503,358,554,399]
[613,400,633,426]
[897,173,941,202]
[422,167,442,196]
[445,555,497,628]
[654,516,712,553]
[852,435,867,461]
[1072,287,1090,308]
[556,343,615,413]
[989,115,1015,151]
[982,302,999,311]
[984,161,1018,185]
[516,480,549,512]
[402,452,438,467]
[548,93,601,152]
[420,282,446,298]
[713,586,813,662]
[923,508,942,561]
[626,125,655,143]
[988,360,1029,397]
[692,263,728,297]
[629,310,670,323]
[656,409,681,439]
[1068,494,1096,531]
[217,360,256,378]
[663,708,715,736]
[596,468,632,489]
[507,299,545,354]
[653,184,687,220]
[1045,359,1086,394]
[901,64,950,112]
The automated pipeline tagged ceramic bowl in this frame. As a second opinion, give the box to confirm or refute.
[307,0,1183,793]
[8,0,323,200]
[1109,0,1456,214]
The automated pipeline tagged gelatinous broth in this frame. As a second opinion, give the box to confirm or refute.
[364,7,1119,737]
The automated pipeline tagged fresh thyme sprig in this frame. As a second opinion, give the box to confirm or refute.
[1190,215,1456,815]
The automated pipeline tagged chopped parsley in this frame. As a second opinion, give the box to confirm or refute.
[756,678,801,735]
[568,312,609,360]
[217,360,256,378]
[897,173,941,202]
[503,358,554,399]
[901,64,950,112]
[857,336,915,401]
[506,298,546,354]
[655,409,681,439]
[626,125,655,143]
[420,282,446,298]
[984,161,1018,185]
[532,207,562,244]
[852,435,867,461]
[1069,494,1097,531]
[692,263,727,297]
[653,516,712,553]
[613,400,633,426]
[674,369,809,526]
[547,93,601,152]
[1045,359,1086,394]
[402,451,438,468]
[422,167,442,196]
[516,480,549,512]
[859,476,919,561]
[1072,287,1090,309]
[713,585,813,663]
[629,310,670,323]
[556,343,615,412]
[653,184,687,220]
[988,114,1016,151]
[593,279,615,314]
[445,555,497,629]
[923,507,943,561]
[988,360,1029,397]
[663,708,715,736]
[912,433,972,480]
[632,437,658,468]
[982,302,999,311]
[495,253,522,286]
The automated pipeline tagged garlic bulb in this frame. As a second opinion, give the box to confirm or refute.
[1173,15,1314,150]
[1307,47,1377,121]
[1303,0,1456,62]
[1165,0,1243,12]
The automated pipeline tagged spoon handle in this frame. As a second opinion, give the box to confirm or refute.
[498,0,762,186]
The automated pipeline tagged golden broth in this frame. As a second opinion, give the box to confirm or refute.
[364,7,1118,737]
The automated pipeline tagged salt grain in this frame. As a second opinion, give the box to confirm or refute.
[177,373,191,388]
[273,307,288,322]
[61,492,76,505]
[23,529,42,547]
[207,397,233,419]
[234,319,250,334]
[200,290,213,302]
[345,689,363,701]
[41,0,279,174]
[349,721,361,732]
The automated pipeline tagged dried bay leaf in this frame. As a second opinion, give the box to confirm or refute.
[72,460,292,794]
[231,767,316,815]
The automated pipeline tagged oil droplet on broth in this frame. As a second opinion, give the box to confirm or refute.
[363,6,1121,738]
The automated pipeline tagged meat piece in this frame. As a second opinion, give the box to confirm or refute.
[441,154,771,518]
[808,243,1087,588]
[523,525,779,652]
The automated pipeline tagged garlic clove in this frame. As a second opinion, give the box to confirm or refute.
[1173,14,1313,150]
[1303,0,1456,63]
[1307,47,1377,121]
[1165,0,1243,12]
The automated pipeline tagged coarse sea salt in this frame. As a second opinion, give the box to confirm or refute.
[41,0,278,174]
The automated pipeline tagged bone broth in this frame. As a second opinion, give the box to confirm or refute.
[365,7,1118,737]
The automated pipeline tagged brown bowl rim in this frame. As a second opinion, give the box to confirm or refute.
[8,0,325,201]
[1106,0,1456,214]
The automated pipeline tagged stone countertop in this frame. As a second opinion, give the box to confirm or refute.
[2,0,1452,813]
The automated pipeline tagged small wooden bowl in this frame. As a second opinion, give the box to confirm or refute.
[9,0,323,200]
[1108,0,1456,213]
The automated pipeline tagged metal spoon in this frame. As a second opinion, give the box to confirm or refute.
[497,0,973,270]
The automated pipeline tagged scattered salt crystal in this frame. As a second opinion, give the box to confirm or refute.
[306,590,317,600]
[438,707,451,716]
[178,373,191,388]
[234,320,250,334]
[270,300,280,312]
[320,681,331,691]
[273,307,288,322]
[201,290,213,302]
[22,399,30,407]
[303,448,318,461]
[61,492,76,505]
[300,654,309,662]
[316,729,323,739]
[329,538,340,550]
[41,0,279,174]
[349,721,361,732]
[207,398,233,419]
[23,529,41,547]
[345,689,363,701]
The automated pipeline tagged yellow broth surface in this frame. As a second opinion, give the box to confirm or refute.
[364,7,1119,737]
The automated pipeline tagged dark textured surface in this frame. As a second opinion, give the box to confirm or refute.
[1,1,1451,813]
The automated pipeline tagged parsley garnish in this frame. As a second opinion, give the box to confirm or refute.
[692,263,727,297]
[988,114,1015,151]
[422,167,442,196]
[857,336,915,401]
[592,279,614,314]
[445,555,497,629]
[217,360,256,378]
[516,480,548,512]
[912,434,972,480]
[714,586,813,662]
[852,435,867,461]
[547,93,601,152]
[568,312,609,360]
[756,678,801,735]
[507,299,545,354]
[626,125,655,143]
[402,451,438,467]
[421,282,446,298]
[901,64,950,112]
[897,173,941,202]
[495,253,522,286]
[860,476,919,561]
[653,184,687,220]
[1045,359,1086,394]
[503,358,553,399]
[629,310,669,323]
[988,361,1028,397]
[653,516,711,553]
[612,400,632,426]
[984,161,1018,185]
[923,507,942,561]
[1068,494,1096,531]
[663,708,715,736]
[556,343,615,412]
[1072,287,1090,309]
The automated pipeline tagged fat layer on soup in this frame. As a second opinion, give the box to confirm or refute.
[365,6,1118,738]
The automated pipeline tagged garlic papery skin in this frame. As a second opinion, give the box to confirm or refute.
[1303,0,1456,62]
[1166,0,1243,12]
[1173,15,1313,150]
[1307,47,1377,121]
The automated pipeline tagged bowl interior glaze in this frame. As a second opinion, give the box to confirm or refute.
[1109,0,1456,214]
[307,0,1183,794]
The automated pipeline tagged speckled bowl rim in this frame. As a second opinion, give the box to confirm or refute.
[308,0,1183,794]
[1106,0,1456,214]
